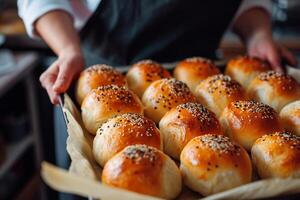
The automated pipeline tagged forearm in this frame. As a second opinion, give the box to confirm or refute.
[232,7,272,46]
[35,10,84,103]
[35,10,82,56]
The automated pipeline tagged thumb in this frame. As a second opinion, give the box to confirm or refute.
[267,48,284,73]
[53,64,74,93]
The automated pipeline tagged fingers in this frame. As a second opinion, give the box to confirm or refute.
[40,61,60,104]
[266,47,284,73]
[45,73,60,104]
[53,62,74,93]
[39,53,84,104]
[280,46,298,67]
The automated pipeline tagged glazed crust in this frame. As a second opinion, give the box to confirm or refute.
[126,60,171,98]
[220,100,283,150]
[251,132,300,179]
[225,56,270,89]
[142,78,197,123]
[194,74,247,117]
[76,64,126,105]
[102,145,182,199]
[180,135,252,196]
[93,113,162,167]
[248,71,300,112]
[174,57,220,93]
[159,102,223,159]
[81,85,143,134]
[280,100,300,136]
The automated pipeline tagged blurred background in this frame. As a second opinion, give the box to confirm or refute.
[0,0,299,200]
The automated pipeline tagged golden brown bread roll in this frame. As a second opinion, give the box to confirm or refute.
[126,60,171,98]
[248,71,300,112]
[220,100,283,151]
[194,74,247,117]
[280,100,300,136]
[81,85,143,135]
[180,134,252,196]
[93,113,162,167]
[251,131,300,179]
[225,56,270,89]
[102,145,182,199]
[159,102,223,160]
[174,57,220,92]
[76,64,126,105]
[142,78,197,123]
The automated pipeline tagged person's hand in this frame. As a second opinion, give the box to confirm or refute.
[40,50,84,104]
[246,31,297,72]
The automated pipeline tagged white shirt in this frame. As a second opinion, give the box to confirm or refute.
[18,0,271,39]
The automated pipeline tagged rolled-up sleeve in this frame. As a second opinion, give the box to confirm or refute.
[17,0,73,38]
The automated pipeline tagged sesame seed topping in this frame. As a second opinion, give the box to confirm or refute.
[92,85,135,104]
[258,71,293,82]
[133,59,170,82]
[151,78,195,110]
[177,103,218,127]
[85,64,125,84]
[86,64,114,73]
[232,100,276,119]
[258,131,300,150]
[97,113,157,137]
[204,75,242,95]
[134,59,159,66]
[184,57,213,64]
[123,145,158,164]
[256,71,300,92]
[198,134,241,155]
[178,57,220,75]
[164,78,191,95]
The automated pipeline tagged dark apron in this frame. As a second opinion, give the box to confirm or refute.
[55,1,241,199]
[80,0,241,66]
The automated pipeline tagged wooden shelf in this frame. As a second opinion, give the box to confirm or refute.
[0,52,39,97]
[0,134,33,178]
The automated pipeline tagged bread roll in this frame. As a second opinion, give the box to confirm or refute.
[180,134,252,196]
[220,100,283,151]
[102,145,182,199]
[76,64,126,105]
[126,60,171,98]
[225,56,270,89]
[142,78,197,123]
[248,71,300,112]
[81,85,143,134]
[194,74,247,117]
[280,100,300,136]
[174,57,220,92]
[159,102,223,160]
[251,131,300,179]
[93,113,162,167]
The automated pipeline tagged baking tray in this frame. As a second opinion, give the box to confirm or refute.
[44,61,300,200]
